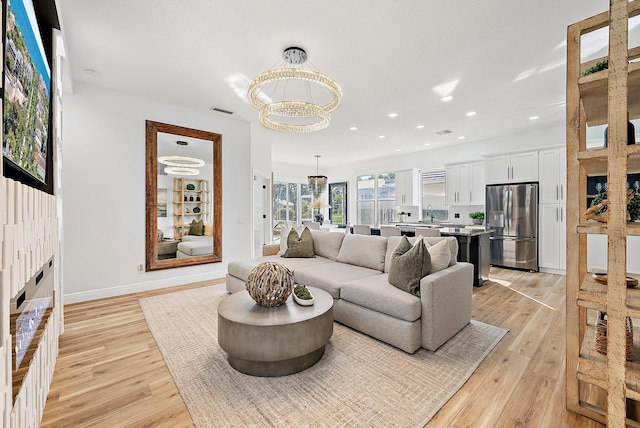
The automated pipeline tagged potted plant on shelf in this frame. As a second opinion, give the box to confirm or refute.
[293,285,314,306]
[397,211,407,222]
[469,211,485,225]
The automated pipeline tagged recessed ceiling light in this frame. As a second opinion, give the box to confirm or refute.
[349,126,358,131]
[529,115,540,120]
[378,135,385,139]
[458,136,465,139]
[424,143,430,146]
[416,125,425,129]
[84,68,100,77]
[466,111,476,117]
[395,149,401,152]
[442,96,453,102]
[388,113,398,118]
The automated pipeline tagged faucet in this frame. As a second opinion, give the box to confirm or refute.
[427,205,434,223]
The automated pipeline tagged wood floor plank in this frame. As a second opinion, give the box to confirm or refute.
[38,270,605,427]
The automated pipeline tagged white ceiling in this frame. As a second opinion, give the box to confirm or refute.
[57,0,609,168]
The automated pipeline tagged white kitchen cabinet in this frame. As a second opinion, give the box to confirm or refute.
[395,169,421,206]
[484,151,539,184]
[445,161,484,205]
[539,203,566,272]
[538,147,566,204]
[469,161,485,204]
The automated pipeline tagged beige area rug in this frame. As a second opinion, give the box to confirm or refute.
[139,284,507,428]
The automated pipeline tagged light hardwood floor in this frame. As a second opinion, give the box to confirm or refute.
[39,268,602,427]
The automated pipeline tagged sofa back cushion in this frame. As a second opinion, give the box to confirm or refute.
[385,235,458,273]
[310,230,345,260]
[336,234,387,272]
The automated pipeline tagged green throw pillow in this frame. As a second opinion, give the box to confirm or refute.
[388,236,431,296]
[188,219,204,236]
[282,227,315,258]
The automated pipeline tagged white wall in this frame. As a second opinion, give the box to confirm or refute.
[62,82,253,302]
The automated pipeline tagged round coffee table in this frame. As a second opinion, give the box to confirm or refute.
[217,286,333,377]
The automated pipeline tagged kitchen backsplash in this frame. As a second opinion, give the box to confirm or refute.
[448,205,485,224]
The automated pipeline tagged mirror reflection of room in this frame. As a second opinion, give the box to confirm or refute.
[156,133,214,260]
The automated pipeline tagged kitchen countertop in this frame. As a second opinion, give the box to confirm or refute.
[391,223,492,236]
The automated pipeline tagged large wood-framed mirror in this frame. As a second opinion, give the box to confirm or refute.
[145,120,222,271]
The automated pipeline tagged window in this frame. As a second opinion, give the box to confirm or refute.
[272,181,314,240]
[377,172,396,225]
[273,181,297,225]
[329,182,347,225]
[357,172,395,227]
[300,184,313,222]
[421,170,448,221]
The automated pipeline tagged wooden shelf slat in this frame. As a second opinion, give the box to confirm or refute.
[579,62,640,126]
[577,273,640,310]
[578,323,640,391]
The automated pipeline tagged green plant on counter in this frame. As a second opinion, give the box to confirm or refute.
[469,211,485,220]
[590,191,640,221]
[294,284,313,300]
[582,60,608,76]
[397,211,407,216]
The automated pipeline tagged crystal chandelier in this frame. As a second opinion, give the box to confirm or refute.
[247,47,342,133]
[308,154,327,197]
[158,141,204,176]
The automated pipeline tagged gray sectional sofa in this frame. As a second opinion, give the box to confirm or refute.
[225,231,473,353]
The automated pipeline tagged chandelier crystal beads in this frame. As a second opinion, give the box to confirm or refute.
[247,47,342,133]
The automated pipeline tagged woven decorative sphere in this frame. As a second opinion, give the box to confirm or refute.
[246,262,294,307]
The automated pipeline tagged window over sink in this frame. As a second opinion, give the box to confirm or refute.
[422,170,448,222]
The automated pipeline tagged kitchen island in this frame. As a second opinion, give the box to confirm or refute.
[368,225,491,287]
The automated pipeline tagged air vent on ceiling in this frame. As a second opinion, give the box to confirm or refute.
[210,107,234,115]
[436,129,452,135]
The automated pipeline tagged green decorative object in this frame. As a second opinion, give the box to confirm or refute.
[186,183,196,190]
[469,211,484,225]
[293,285,313,300]
[193,206,201,213]
[589,191,640,221]
[582,60,608,76]
[293,284,315,306]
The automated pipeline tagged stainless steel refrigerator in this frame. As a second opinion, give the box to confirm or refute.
[486,183,538,271]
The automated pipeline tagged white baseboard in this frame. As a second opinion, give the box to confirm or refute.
[64,269,227,304]
[539,267,566,275]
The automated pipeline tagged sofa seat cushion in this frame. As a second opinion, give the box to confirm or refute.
[177,238,213,256]
[341,274,421,322]
[227,255,332,281]
[293,262,382,299]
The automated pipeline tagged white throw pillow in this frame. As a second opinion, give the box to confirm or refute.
[425,239,451,273]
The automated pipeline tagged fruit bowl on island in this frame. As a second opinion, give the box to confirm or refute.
[293,284,315,306]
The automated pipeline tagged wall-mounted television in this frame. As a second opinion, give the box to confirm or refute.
[2,0,54,194]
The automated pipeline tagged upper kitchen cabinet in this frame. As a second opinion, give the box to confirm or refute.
[445,161,485,205]
[484,151,539,184]
[395,169,421,206]
[538,147,566,204]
